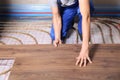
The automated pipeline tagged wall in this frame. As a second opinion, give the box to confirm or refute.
[0,0,48,4]
[0,0,120,5]
[93,0,120,6]
[0,0,120,17]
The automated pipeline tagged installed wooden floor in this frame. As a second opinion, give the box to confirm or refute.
[0,44,120,80]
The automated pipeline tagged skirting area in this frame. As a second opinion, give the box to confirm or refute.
[0,17,120,45]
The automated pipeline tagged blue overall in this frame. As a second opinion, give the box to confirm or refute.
[50,0,94,40]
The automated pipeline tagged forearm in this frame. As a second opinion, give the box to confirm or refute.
[53,14,62,39]
[82,15,90,48]
[78,0,90,49]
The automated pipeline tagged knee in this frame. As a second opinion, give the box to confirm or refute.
[50,25,68,41]
[50,27,55,40]
[61,31,67,39]
[50,33,55,41]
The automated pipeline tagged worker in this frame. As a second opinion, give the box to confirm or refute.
[49,0,94,67]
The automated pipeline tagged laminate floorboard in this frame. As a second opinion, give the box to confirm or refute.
[0,44,120,80]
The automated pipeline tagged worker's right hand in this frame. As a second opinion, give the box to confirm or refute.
[53,38,62,47]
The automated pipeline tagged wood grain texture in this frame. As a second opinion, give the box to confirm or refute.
[0,44,120,80]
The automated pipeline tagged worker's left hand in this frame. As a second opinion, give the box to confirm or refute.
[75,47,92,67]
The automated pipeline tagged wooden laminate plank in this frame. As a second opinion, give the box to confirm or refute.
[0,44,120,80]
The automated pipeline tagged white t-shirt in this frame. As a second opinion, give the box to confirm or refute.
[50,0,78,7]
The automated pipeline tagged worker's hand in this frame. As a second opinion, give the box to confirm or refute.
[75,47,92,67]
[53,38,62,47]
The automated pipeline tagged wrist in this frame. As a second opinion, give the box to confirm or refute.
[55,36,61,40]
[82,43,89,48]
[55,34,61,40]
